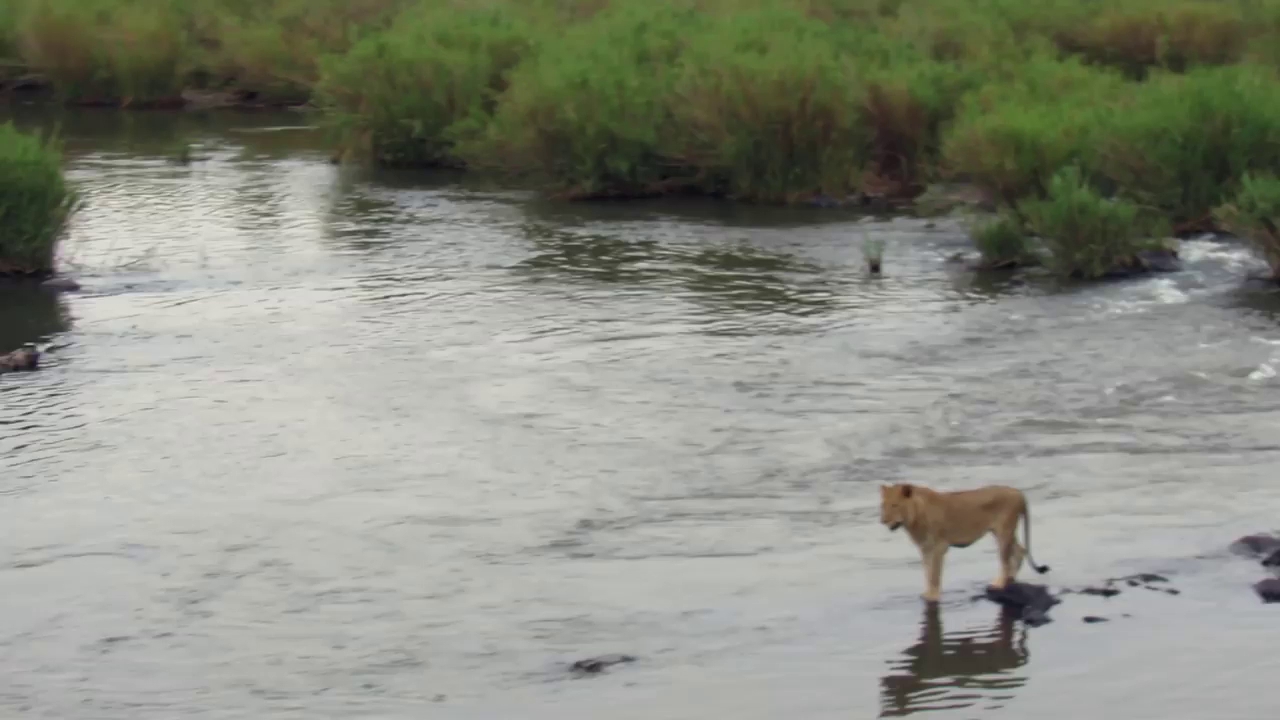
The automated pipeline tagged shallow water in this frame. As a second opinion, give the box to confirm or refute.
[3,107,1280,719]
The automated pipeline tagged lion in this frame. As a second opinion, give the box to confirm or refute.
[880,483,1050,603]
[0,346,39,373]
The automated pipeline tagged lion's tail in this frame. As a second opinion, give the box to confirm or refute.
[1022,502,1050,574]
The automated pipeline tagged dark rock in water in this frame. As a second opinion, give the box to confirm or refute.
[570,654,636,675]
[1096,247,1181,279]
[1253,579,1280,604]
[1082,616,1109,624]
[1080,586,1120,598]
[1116,571,1172,584]
[984,582,1060,627]
[1263,549,1280,568]
[40,276,81,292]
[1229,533,1280,558]
[1135,248,1181,274]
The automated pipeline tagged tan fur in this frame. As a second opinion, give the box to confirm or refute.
[880,482,1050,603]
[0,347,39,373]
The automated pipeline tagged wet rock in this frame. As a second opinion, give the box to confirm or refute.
[1230,533,1280,559]
[1082,616,1109,624]
[39,276,81,292]
[1263,549,1280,568]
[0,345,39,373]
[1118,573,1169,584]
[1079,586,1120,598]
[983,582,1060,627]
[570,654,636,675]
[1095,248,1181,279]
[1253,579,1280,604]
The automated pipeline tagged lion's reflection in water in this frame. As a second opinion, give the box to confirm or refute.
[879,604,1030,717]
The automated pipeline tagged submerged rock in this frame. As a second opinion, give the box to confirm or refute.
[1253,579,1280,604]
[1094,247,1182,279]
[1230,533,1280,559]
[39,276,81,292]
[1112,573,1169,585]
[1079,586,1121,598]
[1082,616,1110,624]
[570,654,636,675]
[983,582,1060,627]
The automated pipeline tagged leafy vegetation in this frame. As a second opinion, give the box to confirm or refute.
[8,0,1280,280]
[0,122,78,276]
[1214,172,1280,279]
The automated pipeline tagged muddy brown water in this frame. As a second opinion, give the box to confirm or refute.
[3,107,1280,719]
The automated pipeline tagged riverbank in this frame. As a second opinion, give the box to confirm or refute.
[5,0,1280,278]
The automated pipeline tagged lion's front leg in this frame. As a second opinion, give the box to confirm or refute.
[921,544,947,603]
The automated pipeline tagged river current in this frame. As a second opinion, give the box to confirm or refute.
[2,109,1280,719]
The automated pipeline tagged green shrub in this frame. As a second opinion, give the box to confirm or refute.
[315,3,541,167]
[0,123,79,276]
[1213,172,1280,279]
[667,9,868,201]
[1052,1,1249,79]
[1093,65,1280,228]
[460,2,701,197]
[209,0,409,103]
[17,0,188,105]
[970,212,1034,268]
[1017,165,1166,279]
[940,57,1123,206]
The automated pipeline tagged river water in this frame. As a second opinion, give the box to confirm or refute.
[2,108,1280,719]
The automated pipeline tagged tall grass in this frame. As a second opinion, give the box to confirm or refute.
[1092,65,1280,230]
[10,0,1280,281]
[1214,172,1280,279]
[1018,165,1168,280]
[0,122,78,276]
[314,2,541,167]
[458,2,700,198]
[16,0,189,105]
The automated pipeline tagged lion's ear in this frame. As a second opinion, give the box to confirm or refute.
[901,484,913,498]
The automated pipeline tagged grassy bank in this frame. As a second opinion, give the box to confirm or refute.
[0,122,77,276]
[8,0,1280,278]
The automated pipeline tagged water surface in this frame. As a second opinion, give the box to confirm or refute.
[3,107,1280,719]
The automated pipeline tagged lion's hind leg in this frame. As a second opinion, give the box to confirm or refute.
[992,526,1019,588]
[1009,541,1026,580]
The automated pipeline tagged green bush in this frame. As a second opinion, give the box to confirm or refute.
[209,0,410,103]
[0,123,79,276]
[1213,172,1280,279]
[970,212,1033,268]
[1017,165,1166,279]
[1052,1,1249,80]
[667,9,868,201]
[315,3,540,167]
[1093,65,1280,228]
[459,2,701,197]
[16,0,188,105]
[940,56,1123,206]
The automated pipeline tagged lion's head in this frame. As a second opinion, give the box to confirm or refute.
[879,483,915,532]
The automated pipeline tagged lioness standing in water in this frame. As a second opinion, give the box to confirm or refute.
[879,483,1050,603]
